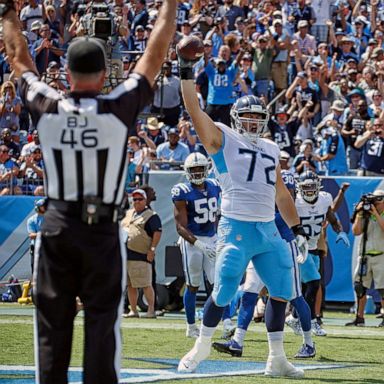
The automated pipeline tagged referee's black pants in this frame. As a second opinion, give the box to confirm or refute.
[33,209,126,384]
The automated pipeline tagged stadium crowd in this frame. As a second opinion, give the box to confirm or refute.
[1,0,384,196]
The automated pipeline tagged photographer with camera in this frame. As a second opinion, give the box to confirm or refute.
[355,118,384,176]
[347,190,384,327]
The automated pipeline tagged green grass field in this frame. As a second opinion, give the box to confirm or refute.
[1,304,384,383]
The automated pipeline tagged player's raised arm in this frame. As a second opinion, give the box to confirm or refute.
[134,0,177,86]
[2,2,38,76]
[177,40,222,155]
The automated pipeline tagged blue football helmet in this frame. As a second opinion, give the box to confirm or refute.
[297,171,321,203]
[230,95,269,143]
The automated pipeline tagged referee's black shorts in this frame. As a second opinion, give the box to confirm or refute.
[33,208,126,384]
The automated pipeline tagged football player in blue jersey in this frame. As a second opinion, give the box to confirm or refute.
[172,152,221,338]
[212,164,316,359]
[292,171,350,337]
[177,50,308,378]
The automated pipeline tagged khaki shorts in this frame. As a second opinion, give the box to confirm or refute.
[354,254,384,289]
[127,260,152,288]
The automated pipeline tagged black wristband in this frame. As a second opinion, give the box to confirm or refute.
[179,67,194,80]
[291,224,307,238]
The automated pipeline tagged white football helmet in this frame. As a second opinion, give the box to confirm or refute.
[184,152,209,185]
[230,95,270,143]
[297,171,321,203]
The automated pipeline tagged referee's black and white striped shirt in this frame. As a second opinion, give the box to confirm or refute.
[19,71,153,206]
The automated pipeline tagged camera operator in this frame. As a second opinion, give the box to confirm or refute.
[355,118,384,176]
[347,190,384,327]
[77,0,127,80]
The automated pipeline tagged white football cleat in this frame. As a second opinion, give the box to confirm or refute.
[285,314,303,336]
[177,338,211,373]
[265,355,304,378]
[186,324,200,338]
[222,322,236,339]
[311,319,327,336]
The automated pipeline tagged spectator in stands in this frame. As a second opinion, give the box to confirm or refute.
[121,188,162,318]
[178,118,197,153]
[44,5,63,40]
[129,0,149,31]
[251,34,274,100]
[271,18,290,97]
[0,128,20,160]
[32,24,63,75]
[216,0,243,31]
[204,50,243,126]
[20,129,40,162]
[292,139,318,174]
[151,60,181,126]
[0,145,21,195]
[0,81,22,143]
[156,127,189,169]
[317,125,348,176]
[354,118,384,176]
[19,147,45,196]
[20,0,43,41]
[146,117,166,146]
[342,98,371,170]
[268,109,300,158]
[128,136,143,166]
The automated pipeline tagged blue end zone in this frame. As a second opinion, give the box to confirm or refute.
[0,360,350,383]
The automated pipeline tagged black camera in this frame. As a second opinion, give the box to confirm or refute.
[86,2,113,40]
[360,193,384,212]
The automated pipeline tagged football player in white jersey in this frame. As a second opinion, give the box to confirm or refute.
[290,171,350,337]
[172,152,221,338]
[176,52,308,378]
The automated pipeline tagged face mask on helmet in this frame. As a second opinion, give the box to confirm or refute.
[230,96,269,143]
[298,179,321,203]
[184,153,209,185]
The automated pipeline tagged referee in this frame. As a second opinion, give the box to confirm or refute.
[1,0,176,383]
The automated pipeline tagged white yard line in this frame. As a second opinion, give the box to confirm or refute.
[1,318,383,336]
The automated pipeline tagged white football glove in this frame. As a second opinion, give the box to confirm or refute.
[295,237,309,264]
[194,239,216,260]
[336,231,350,248]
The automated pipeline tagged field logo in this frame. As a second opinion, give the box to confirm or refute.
[0,360,348,383]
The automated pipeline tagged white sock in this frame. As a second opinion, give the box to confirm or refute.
[267,331,285,357]
[200,324,216,342]
[223,318,233,328]
[187,323,198,330]
[233,328,246,346]
[303,331,313,347]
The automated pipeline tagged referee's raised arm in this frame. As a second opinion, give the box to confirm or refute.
[1,1,37,76]
[133,0,177,86]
